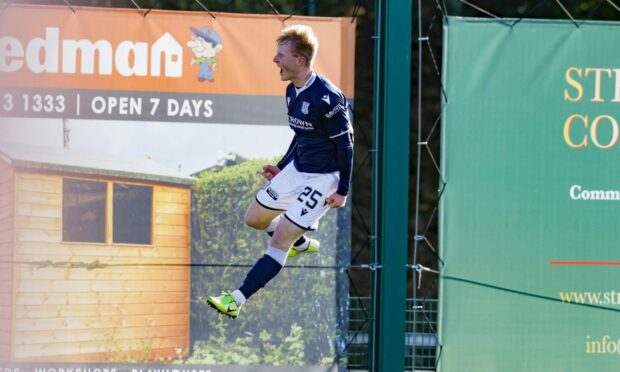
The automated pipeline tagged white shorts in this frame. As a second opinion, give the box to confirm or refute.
[255,162,339,231]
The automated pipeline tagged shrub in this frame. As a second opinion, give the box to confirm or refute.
[190,158,350,365]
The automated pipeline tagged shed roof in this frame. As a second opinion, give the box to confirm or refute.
[0,141,195,186]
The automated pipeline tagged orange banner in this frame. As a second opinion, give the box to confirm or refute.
[0,4,355,97]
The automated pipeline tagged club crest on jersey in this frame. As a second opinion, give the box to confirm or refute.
[301,101,310,115]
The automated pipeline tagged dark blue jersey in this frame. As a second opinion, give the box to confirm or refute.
[276,73,354,196]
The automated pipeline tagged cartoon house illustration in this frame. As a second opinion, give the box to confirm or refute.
[0,141,194,362]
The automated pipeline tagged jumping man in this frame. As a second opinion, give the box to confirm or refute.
[207,24,354,318]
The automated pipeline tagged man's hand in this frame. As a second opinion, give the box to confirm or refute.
[262,164,280,181]
[326,192,347,208]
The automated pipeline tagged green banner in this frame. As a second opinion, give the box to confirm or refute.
[439,17,620,371]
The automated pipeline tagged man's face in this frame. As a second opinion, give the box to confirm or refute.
[273,42,304,82]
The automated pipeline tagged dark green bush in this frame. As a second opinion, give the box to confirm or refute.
[189,158,350,366]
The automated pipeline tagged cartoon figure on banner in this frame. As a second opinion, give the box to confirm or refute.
[188,26,223,82]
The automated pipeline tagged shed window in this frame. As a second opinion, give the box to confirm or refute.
[63,179,106,243]
[113,183,153,245]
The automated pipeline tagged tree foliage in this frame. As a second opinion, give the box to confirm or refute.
[189,158,348,366]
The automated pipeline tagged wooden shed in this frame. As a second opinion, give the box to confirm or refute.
[0,141,194,362]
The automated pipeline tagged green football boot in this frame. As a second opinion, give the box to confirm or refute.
[207,291,240,319]
[288,238,320,258]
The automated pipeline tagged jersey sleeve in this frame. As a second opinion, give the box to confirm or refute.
[277,135,297,170]
[323,92,351,139]
[322,93,354,196]
[277,84,297,170]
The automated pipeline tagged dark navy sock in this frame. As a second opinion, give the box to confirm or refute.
[266,231,307,248]
[239,254,283,299]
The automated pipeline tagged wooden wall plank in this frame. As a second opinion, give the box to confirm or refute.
[0,194,12,207]
[0,217,12,232]
[16,191,61,206]
[0,279,11,294]
[152,235,187,248]
[14,335,188,358]
[9,174,192,362]
[16,204,61,218]
[13,251,188,264]
[15,292,190,306]
[16,267,189,281]
[14,324,188,345]
[15,216,61,231]
[154,225,188,237]
[154,202,188,215]
[16,280,189,293]
[0,306,11,320]
[0,326,10,340]
[0,268,12,281]
[0,230,12,243]
[15,314,189,331]
[11,346,181,363]
[16,229,61,243]
[0,206,12,220]
[0,168,12,182]
[15,178,61,194]
[15,303,190,319]
[154,213,188,226]
[0,180,14,195]
[0,165,12,361]
[157,185,190,194]
[154,191,189,204]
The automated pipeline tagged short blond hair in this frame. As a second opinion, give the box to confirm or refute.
[277,25,318,67]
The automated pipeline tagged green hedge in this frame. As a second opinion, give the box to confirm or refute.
[189,158,350,366]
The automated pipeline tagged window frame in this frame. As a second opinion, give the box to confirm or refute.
[61,177,108,244]
[61,177,155,247]
[112,182,154,246]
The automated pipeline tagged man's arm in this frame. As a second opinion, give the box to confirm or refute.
[276,135,297,170]
[262,136,297,181]
[327,130,353,208]
[325,95,354,208]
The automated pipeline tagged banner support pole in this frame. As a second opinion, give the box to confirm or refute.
[369,0,412,370]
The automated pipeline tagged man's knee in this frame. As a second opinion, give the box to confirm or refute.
[244,201,274,230]
[244,212,269,230]
[270,219,305,250]
[269,232,290,249]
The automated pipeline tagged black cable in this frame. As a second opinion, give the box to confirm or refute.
[511,0,549,27]
[62,0,76,13]
[194,0,216,19]
[458,0,513,27]
[352,150,371,179]
[606,0,620,13]
[443,275,620,313]
[554,0,579,27]
[432,0,447,19]
[282,0,315,22]
[2,260,341,270]
[350,236,371,264]
[264,0,280,15]
[579,0,604,25]
[350,108,371,147]
[351,0,362,23]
